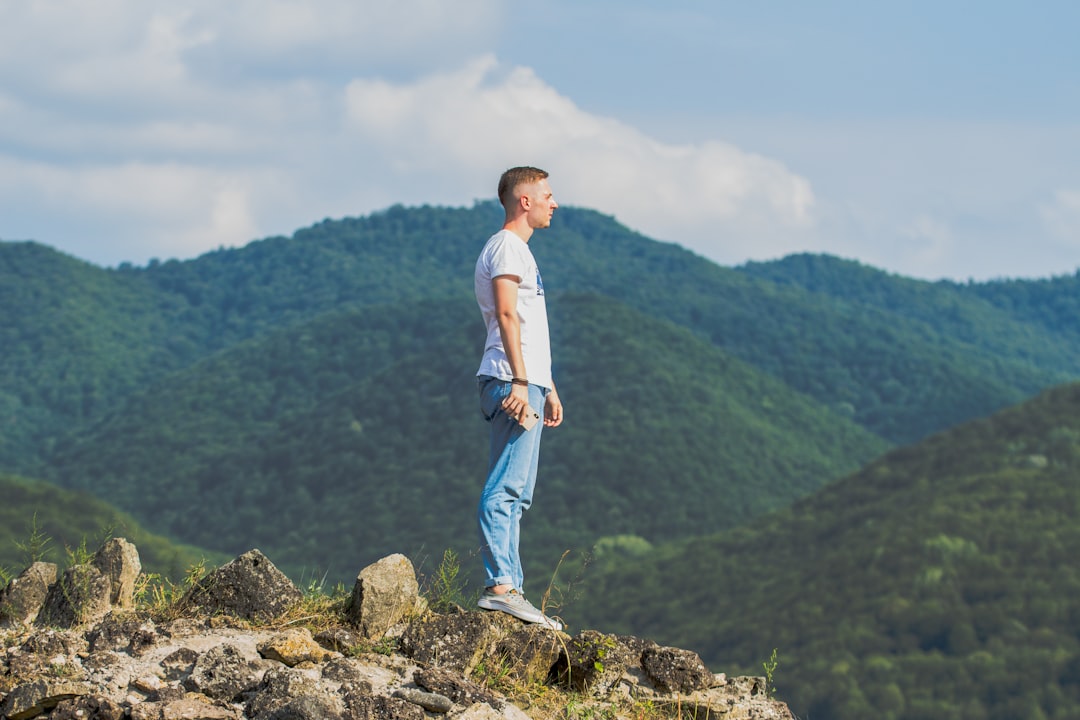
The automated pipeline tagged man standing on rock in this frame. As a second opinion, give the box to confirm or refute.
[474,166,564,631]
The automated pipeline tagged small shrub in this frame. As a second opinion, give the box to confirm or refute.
[424,548,468,612]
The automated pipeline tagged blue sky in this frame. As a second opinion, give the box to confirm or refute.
[1,1,1077,280]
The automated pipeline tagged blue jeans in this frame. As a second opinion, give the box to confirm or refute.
[477,376,547,590]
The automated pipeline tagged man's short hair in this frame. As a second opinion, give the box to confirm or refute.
[498,166,549,210]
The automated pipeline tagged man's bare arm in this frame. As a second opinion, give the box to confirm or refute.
[492,274,530,420]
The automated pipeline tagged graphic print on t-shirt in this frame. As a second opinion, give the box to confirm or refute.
[536,272,544,296]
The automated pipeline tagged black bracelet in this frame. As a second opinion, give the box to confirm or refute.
[511,378,529,386]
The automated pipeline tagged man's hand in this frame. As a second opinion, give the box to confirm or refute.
[501,383,531,423]
[544,388,563,427]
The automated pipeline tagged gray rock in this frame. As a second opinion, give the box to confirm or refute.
[21,628,88,657]
[0,679,88,720]
[640,645,714,694]
[146,684,188,704]
[321,656,375,693]
[489,623,563,685]
[91,537,142,608]
[316,627,361,652]
[186,642,265,701]
[246,665,325,718]
[258,627,335,666]
[86,615,158,653]
[0,562,57,628]
[557,630,634,698]
[5,630,88,684]
[414,666,504,711]
[344,694,425,720]
[676,676,794,720]
[180,549,302,621]
[48,694,126,720]
[399,610,510,674]
[161,646,200,681]
[393,687,454,713]
[36,564,113,628]
[347,554,420,640]
[614,634,658,660]
[129,696,241,720]
[448,703,533,720]
[259,693,346,720]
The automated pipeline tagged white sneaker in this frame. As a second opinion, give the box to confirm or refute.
[477,588,564,631]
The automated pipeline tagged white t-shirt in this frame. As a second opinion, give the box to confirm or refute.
[474,229,553,389]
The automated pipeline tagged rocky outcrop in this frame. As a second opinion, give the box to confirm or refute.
[33,538,142,629]
[91,539,141,610]
[0,542,793,720]
[0,563,57,628]
[178,549,302,621]
[347,553,421,640]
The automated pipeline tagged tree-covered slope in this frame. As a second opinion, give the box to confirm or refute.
[45,294,887,587]
[572,382,1080,720]
[134,203,495,348]
[0,242,193,472]
[43,298,485,512]
[737,252,1080,377]
[965,270,1080,345]
[0,206,496,473]
[5,203,1080,476]
[0,473,215,583]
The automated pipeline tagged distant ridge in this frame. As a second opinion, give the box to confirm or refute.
[4,204,1078,474]
[572,380,1080,719]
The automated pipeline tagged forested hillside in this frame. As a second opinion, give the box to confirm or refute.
[5,201,1080,581]
[0,243,184,468]
[738,252,1080,375]
[573,381,1080,720]
[44,294,885,586]
[0,474,214,582]
[5,203,1079,477]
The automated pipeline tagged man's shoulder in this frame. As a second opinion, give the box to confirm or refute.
[483,228,519,248]
[479,230,530,261]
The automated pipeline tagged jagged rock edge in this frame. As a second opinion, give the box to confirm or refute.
[0,541,793,720]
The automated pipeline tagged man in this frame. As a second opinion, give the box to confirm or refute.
[474,166,564,630]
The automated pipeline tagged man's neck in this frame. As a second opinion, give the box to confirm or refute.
[503,216,534,243]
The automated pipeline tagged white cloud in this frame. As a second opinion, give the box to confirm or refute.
[1,0,818,270]
[1,0,1077,281]
[0,155,265,262]
[342,56,816,262]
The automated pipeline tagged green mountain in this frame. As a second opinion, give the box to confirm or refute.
[0,473,215,583]
[0,242,180,468]
[5,204,1079,481]
[734,253,1080,443]
[966,271,1080,343]
[738,252,1080,377]
[44,294,886,586]
[571,381,1080,720]
[0,204,498,476]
